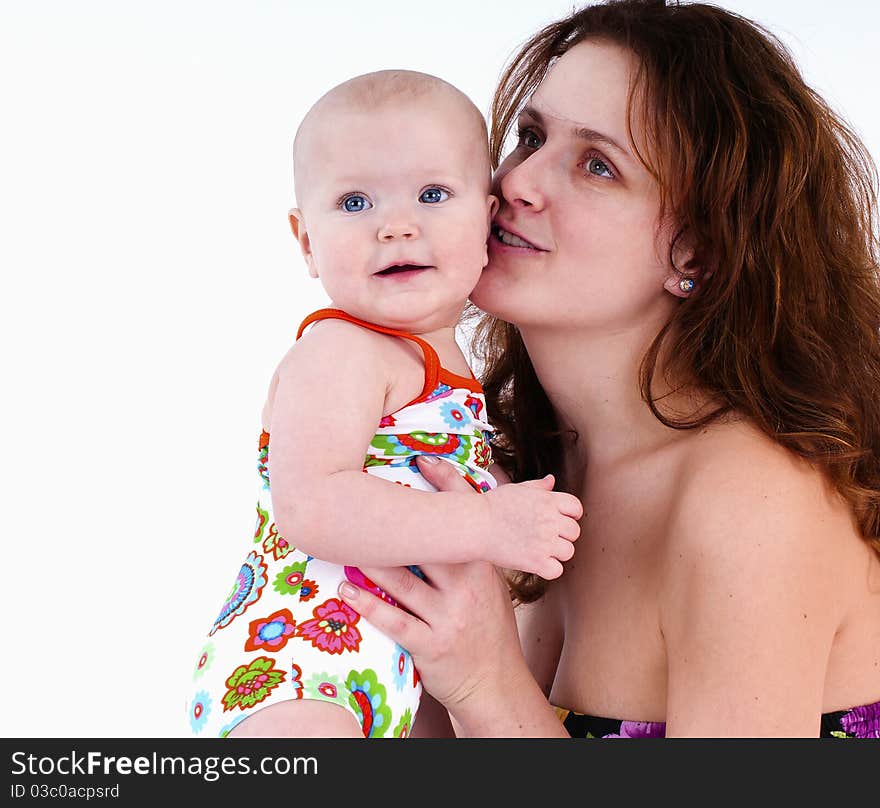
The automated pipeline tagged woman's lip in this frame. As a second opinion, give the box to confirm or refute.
[489,227,547,254]
[491,223,547,251]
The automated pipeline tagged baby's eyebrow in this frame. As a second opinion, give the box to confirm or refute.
[520,104,630,159]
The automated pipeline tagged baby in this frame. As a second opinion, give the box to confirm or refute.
[185,70,581,739]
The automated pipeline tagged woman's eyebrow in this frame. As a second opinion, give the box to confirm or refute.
[521,104,630,159]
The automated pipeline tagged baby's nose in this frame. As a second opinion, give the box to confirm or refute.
[377,221,420,241]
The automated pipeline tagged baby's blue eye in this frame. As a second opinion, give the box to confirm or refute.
[419,187,449,204]
[342,194,372,212]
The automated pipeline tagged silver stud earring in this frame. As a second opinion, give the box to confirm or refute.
[679,278,695,293]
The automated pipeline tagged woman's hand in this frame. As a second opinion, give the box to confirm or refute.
[339,558,520,711]
[337,457,526,712]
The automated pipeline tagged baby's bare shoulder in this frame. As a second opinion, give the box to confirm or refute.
[267,318,398,386]
[260,318,394,429]
[293,316,392,357]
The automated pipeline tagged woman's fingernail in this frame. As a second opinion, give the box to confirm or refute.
[419,455,440,464]
[339,582,359,600]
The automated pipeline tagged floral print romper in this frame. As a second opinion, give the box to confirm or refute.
[186,308,496,738]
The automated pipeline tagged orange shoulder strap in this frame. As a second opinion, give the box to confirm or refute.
[295,308,440,401]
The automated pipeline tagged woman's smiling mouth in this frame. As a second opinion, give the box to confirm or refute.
[491,224,547,251]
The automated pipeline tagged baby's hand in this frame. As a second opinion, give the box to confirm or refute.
[482,474,583,579]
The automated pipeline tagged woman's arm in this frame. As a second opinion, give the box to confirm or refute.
[407,691,455,738]
[337,456,570,737]
[660,438,844,737]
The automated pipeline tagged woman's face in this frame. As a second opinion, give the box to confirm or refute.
[471,39,680,332]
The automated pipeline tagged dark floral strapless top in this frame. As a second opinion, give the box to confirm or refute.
[554,700,880,738]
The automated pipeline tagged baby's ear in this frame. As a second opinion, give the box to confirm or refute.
[487,194,499,223]
[288,208,318,279]
[481,196,500,269]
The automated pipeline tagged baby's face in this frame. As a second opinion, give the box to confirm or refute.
[291,97,496,332]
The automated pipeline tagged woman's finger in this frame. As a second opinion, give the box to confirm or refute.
[411,561,453,588]
[415,456,476,492]
[356,564,440,617]
[337,578,430,652]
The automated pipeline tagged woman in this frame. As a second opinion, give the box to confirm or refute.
[338,0,880,737]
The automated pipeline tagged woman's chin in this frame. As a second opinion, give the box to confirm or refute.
[468,272,503,315]
[468,272,526,323]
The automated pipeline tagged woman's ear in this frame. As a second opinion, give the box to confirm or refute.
[663,231,711,298]
[288,208,319,279]
[663,272,697,298]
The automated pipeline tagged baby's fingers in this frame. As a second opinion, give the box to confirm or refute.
[553,536,577,563]
[555,492,584,520]
[521,474,556,491]
[557,514,581,541]
[537,557,565,580]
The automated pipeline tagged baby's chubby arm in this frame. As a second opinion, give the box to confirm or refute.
[266,318,495,566]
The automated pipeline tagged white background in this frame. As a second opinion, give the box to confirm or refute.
[1,1,877,738]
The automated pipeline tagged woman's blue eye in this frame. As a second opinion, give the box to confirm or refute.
[342,194,371,212]
[585,157,613,178]
[419,187,449,204]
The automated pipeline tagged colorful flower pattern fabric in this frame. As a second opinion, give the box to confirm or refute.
[185,309,496,738]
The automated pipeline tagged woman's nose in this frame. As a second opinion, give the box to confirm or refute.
[377,219,421,241]
[496,153,547,212]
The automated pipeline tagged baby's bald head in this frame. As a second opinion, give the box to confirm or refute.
[293,70,490,208]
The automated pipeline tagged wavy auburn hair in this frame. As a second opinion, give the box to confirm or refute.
[470,0,880,602]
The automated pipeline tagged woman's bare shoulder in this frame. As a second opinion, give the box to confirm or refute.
[678,418,840,508]
[655,419,875,725]
[664,417,861,582]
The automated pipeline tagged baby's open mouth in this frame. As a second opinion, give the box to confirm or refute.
[375,264,432,276]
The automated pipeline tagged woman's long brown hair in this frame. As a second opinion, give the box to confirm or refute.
[471,0,880,603]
